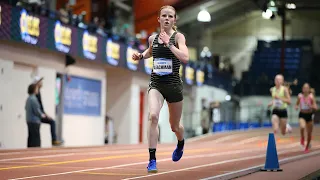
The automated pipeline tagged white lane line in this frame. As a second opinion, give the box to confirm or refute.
[122,146,320,180]
[7,143,299,180]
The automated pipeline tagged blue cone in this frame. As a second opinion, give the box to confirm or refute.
[261,133,282,171]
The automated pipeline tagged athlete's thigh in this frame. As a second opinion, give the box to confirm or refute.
[168,100,183,126]
[148,88,164,117]
[299,118,306,128]
[306,120,314,132]
[272,114,280,124]
[280,118,287,127]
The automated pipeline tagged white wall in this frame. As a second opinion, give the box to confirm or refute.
[0,46,52,149]
[0,41,106,148]
[106,68,152,144]
[106,68,133,144]
[132,74,150,144]
[62,66,106,147]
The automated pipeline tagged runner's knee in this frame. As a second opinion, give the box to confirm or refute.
[149,113,159,125]
[170,124,179,132]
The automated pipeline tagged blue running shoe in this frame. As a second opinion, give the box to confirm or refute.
[147,159,158,173]
[172,146,184,162]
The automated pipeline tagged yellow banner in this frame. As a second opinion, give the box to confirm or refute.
[54,22,72,46]
[83,31,97,53]
[107,40,120,60]
[127,47,139,65]
[20,9,40,37]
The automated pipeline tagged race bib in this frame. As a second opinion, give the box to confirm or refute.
[301,102,310,110]
[153,58,173,76]
[274,99,283,108]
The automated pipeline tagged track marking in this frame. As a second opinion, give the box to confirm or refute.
[76,172,144,176]
[7,143,299,180]
[0,148,211,171]
[121,146,320,180]
[33,159,55,162]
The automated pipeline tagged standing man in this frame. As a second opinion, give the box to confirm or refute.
[201,99,210,134]
[33,76,63,146]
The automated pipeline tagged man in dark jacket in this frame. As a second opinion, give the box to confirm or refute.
[33,76,62,146]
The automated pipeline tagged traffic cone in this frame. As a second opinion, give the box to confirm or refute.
[261,133,283,171]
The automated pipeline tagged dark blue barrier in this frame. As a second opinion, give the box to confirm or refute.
[212,121,275,133]
[213,122,240,132]
[249,122,261,129]
[263,122,272,127]
[213,123,222,132]
[239,123,249,130]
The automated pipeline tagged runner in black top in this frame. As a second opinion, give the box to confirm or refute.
[132,5,189,173]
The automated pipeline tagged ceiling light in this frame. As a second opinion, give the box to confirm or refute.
[197,9,211,22]
[262,9,273,19]
[286,3,296,9]
[270,1,275,6]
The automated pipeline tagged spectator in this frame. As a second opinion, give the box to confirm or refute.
[59,3,70,24]
[33,76,63,146]
[201,99,210,134]
[25,83,45,147]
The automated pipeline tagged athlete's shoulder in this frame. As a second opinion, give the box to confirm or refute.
[298,93,303,98]
[175,32,186,40]
[148,34,157,43]
[309,93,314,99]
[282,85,289,91]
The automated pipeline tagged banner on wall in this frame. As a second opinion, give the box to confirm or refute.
[54,20,72,53]
[106,38,120,66]
[144,57,153,75]
[179,64,184,78]
[82,30,98,60]
[126,45,139,71]
[19,9,40,45]
[196,69,205,86]
[185,65,194,85]
[63,75,101,116]
[46,19,79,57]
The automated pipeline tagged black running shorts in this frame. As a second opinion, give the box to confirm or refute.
[299,112,313,122]
[272,109,288,118]
[148,82,183,103]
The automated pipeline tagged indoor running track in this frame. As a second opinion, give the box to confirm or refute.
[1,127,320,180]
